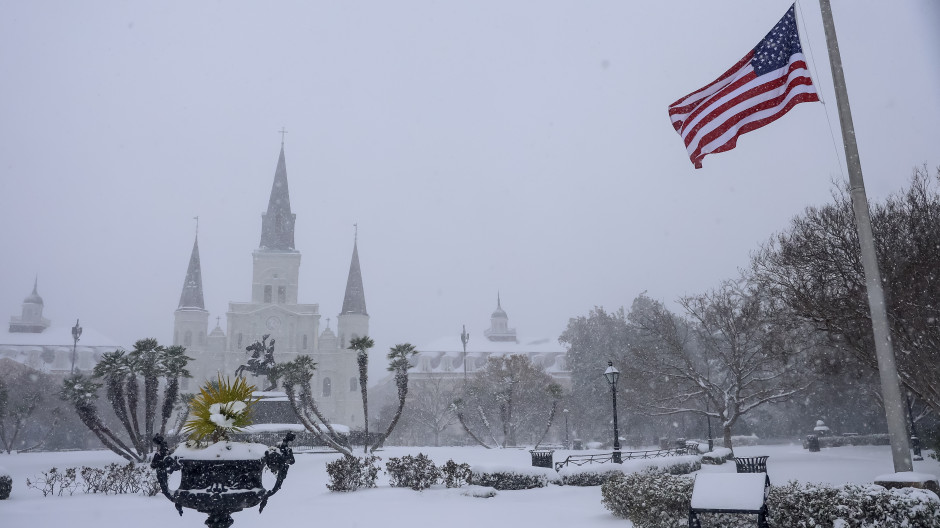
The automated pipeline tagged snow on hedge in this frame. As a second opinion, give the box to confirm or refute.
[557,454,702,479]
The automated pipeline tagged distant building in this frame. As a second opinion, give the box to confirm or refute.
[1,279,122,375]
[173,141,367,428]
[412,295,569,386]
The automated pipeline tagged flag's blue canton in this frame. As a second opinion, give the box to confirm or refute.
[751,6,803,76]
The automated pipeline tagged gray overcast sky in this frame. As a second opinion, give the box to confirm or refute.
[1,1,938,374]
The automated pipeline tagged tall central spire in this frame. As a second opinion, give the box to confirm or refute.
[259,143,296,251]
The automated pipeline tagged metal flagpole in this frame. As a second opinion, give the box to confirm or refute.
[818,0,912,472]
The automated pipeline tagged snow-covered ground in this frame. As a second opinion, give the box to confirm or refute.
[1,443,938,528]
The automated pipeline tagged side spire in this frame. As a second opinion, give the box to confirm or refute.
[178,234,205,309]
[341,230,368,316]
[259,142,296,251]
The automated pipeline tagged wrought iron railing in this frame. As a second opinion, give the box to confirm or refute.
[554,446,689,471]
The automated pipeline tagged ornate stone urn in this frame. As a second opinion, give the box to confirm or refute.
[151,432,295,528]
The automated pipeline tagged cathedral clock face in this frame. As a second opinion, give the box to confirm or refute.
[266,316,282,331]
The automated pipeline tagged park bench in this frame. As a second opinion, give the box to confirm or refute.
[688,472,770,528]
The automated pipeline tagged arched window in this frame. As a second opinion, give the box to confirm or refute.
[322,378,332,397]
[184,330,192,347]
[350,377,357,392]
[264,285,272,303]
[302,334,308,350]
[237,333,243,349]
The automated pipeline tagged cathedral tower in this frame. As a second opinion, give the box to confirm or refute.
[226,142,319,374]
[174,234,210,378]
[336,233,369,350]
[331,234,369,427]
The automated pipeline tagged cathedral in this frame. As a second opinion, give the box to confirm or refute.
[173,142,368,428]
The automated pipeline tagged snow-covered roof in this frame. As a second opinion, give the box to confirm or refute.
[413,334,569,379]
[418,334,564,354]
[0,324,123,348]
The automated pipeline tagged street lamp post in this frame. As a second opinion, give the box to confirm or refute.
[905,392,923,461]
[706,400,714,452]
[460,324,469,383]
[604,361,622,464]
[563,408,570,450]
[70,319,83,374]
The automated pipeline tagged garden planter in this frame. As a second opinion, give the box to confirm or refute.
[152,433,295,528]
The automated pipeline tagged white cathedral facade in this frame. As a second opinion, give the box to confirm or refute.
[173,143,368,428]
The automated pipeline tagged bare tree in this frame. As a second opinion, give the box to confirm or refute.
[0,363,61,453]
[406,377,459,446]
[751,167,940,414]
[455,354,558,448]
[628,284,813,448]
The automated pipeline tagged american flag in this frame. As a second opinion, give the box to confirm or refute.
[668,4,819,168]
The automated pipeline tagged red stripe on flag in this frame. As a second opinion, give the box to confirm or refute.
[683,60,810,149]
[687,62,817,162]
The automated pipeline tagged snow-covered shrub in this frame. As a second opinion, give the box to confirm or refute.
[805,434,890,449]
[702,447,734,465]
[601,470,693,527]
[660,458,702,475]
[441,459,472,488]
[26,467,79,497]
[558,455,701,486]
[768,480,940,527]
[0,467,11,500]
[469,464,557,490]
[385,454,441,491]
[78,463,158,495]
[560,466,625,486]
[325,455,381,492]
[603,471,940,528]
[26,464,157,497]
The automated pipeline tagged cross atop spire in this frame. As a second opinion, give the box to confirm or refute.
[278,127,288,147]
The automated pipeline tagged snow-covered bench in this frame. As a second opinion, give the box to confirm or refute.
[688,472,770,528]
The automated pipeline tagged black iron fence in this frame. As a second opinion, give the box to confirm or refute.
[554,446,689,471]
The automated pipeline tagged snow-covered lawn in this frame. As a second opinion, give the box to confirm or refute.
[1,444,938,528]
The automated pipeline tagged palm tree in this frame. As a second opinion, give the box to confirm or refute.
[370,343,417,450]
[93,350,140,455]
[159,345,192,437]
[348,336,374,453]
[64,339,193,463]
[130,338,163,446]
